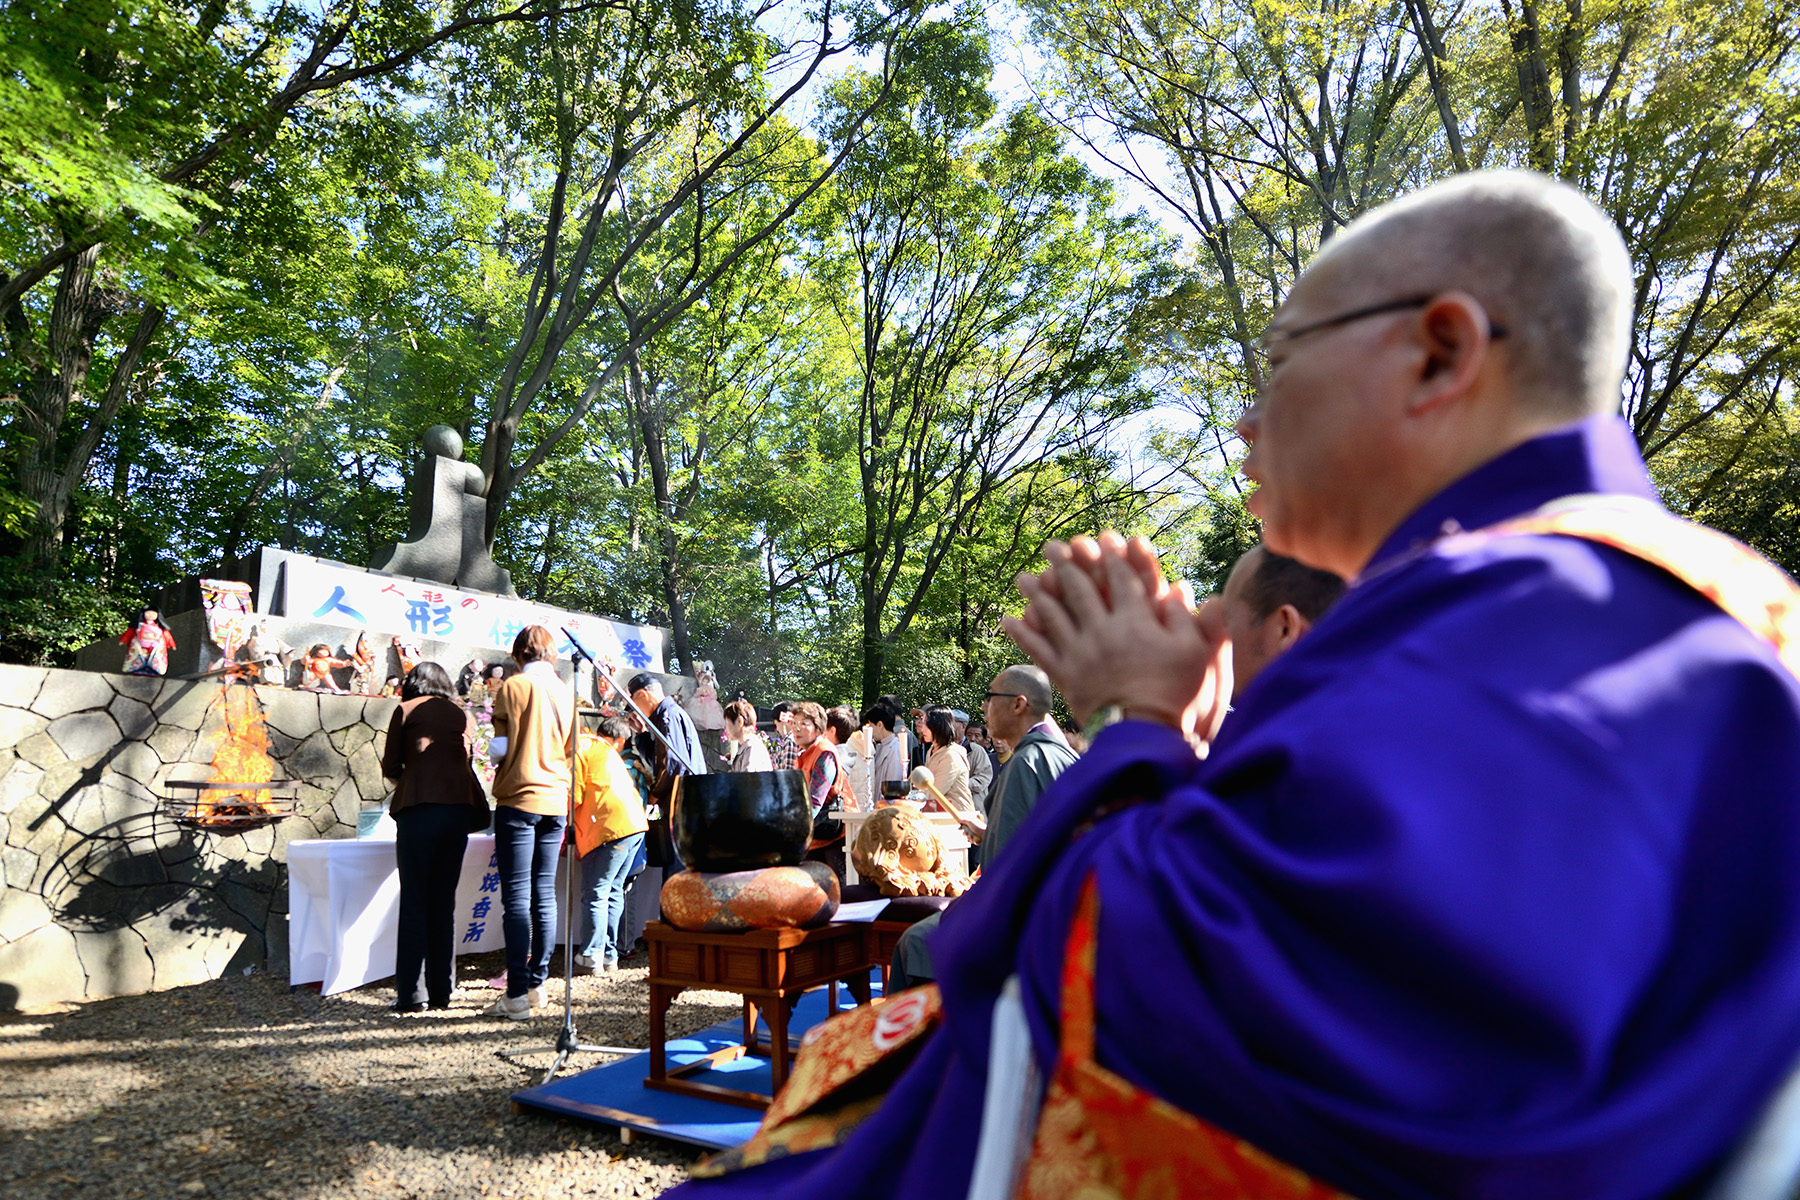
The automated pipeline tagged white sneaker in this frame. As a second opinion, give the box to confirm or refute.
[602,959,620,974]
[527,984,547,1009]
[572,955,597,976]
[486,993,531,1020]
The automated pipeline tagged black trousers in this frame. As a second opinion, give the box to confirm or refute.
[803,839,846,886]
[393,804,469,1007]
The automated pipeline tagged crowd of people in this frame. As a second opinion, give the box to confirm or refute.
[375,527,1351,1021]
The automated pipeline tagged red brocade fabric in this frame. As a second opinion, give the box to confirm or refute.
[691,987,944,1178]
[1018,878,1356,1200]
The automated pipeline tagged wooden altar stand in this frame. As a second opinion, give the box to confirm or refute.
[644,920,874,1110]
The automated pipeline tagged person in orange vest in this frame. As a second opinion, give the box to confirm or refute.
[792,701,849,882]
[570,714,648,974]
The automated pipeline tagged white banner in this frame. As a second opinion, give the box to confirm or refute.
[281,555,664,673]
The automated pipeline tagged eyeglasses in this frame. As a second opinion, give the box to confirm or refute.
[1259,293,1508,358]
[980,691,1022,703]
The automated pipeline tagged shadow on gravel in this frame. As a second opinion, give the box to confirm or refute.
[0,950,738,1200]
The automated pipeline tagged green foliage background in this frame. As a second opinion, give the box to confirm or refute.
[3,0,1797,711]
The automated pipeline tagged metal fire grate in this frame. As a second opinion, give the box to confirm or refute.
[161,780,301,831]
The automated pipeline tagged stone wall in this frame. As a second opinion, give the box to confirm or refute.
[0,663,396,1010]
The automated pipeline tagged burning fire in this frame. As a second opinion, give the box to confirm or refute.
[194,683,276,825]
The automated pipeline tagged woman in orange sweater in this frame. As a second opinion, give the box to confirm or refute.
[571,714,648,973]
[485,625,574,1019]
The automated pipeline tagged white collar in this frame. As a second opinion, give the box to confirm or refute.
[522,660,559,681]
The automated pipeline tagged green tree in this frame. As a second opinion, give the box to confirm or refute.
[817,72,1177,702]
[0,0,594,573]
[456,0,948,545]
[1024,0,1800,572]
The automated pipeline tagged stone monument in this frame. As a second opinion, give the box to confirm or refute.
[369,425,514,597]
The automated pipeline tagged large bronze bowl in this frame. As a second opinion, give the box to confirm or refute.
[671,770,812,872]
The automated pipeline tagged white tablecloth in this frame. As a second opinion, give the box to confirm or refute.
[288,834,567,995]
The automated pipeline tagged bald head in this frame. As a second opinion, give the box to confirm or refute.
[1309,171,1633,418]
[997,664,1054,715]
[985,664,1055,743]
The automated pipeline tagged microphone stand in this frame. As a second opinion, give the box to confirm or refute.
[497,634,643,1086]
[572,631,698,776]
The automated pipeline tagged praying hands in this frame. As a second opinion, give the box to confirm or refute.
[1002,532,1233,746]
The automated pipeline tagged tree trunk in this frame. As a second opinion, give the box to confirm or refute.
[1502,0,1558,172]
[1407,0,1469,172]
[860,582,887,710]
[533,509,559,601]
[14,245,119,570]
[628,351,696,677]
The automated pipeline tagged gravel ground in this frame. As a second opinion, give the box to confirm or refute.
[0,948,748,1199]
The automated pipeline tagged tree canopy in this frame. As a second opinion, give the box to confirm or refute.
[3,0,1796,707]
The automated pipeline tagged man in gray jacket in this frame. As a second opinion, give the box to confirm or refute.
[889,665,1077,989]
[977,665,1079,866]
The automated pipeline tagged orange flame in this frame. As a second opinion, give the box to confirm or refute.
[195,684,276,824]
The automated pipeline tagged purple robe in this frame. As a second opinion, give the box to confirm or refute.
[674,416,1800,1200]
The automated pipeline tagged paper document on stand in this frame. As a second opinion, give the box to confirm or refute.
[832,900,892,923]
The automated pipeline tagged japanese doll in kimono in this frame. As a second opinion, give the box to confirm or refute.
[119,609,176,676]
[350,632,380,695]
[394,637,423,679]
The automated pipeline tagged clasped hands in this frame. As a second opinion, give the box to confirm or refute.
[1002,532,1232,748]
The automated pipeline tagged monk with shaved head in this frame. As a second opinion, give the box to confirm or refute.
[674,174,1800,1200]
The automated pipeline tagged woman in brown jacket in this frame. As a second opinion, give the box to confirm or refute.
[381,661,486,1013]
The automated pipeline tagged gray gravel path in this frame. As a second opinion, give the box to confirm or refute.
[0,949,748,1199]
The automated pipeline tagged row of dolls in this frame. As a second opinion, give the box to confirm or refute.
[117,609,422,694]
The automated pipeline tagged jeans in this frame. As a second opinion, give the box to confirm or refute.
[578,831,645,963]
[393,804,469,1007]
[493,806,566,998]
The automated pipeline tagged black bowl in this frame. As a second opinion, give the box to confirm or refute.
[671,770,812,872]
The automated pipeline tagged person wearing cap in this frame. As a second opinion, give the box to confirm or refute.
[626,672,709,790]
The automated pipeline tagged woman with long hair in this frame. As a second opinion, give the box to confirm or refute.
[381,660,486,1013]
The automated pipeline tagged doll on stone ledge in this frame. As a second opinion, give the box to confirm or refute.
[241,621,294,686]
[350,631,381,695]
[393,636,423,679]
[119,609,176,676]
[302,644,352,692]
[685,658,726,729]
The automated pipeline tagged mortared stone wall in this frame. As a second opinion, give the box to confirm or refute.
[0,663,396,1010]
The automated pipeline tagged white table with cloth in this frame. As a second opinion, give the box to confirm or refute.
[287,834,568,995]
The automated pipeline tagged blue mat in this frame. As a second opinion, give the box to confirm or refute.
[511,972,882,1150]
